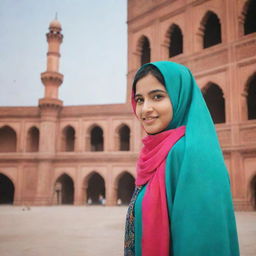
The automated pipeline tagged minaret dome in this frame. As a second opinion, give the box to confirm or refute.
[49,19,62,33]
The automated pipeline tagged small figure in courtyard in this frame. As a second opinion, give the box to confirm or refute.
[87,197,92,205]
[98,194,104,205]
[124,61,240,256]
[22,204,30,211]
[117,198,122,206]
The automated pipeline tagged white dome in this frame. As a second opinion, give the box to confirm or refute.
[49,19,62,30]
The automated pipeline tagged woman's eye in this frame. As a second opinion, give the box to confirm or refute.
[153,94,164,100]
[135,98,143,104]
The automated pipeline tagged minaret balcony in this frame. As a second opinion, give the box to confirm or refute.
[46,31,63,43]
[39,98,63,110]
[41,71,63,87]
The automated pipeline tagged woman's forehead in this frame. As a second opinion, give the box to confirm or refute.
[135,74,167,94]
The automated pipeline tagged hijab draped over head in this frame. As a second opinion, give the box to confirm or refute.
[131,61,240,256]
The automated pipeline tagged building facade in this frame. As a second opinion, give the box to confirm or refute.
[0,0,256,210]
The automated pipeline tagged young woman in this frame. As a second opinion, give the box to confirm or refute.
[124,61,240,256]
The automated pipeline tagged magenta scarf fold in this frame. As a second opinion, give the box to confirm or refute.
[136,126,186,256]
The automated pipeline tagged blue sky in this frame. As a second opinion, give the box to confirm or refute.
[0,0,127,106]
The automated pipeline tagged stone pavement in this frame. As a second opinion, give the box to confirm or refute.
[0,206,255,256]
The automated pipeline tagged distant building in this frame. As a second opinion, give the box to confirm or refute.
[0,19,136,206]
[0,0,255,210]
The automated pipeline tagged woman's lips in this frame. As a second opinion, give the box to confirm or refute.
[142,116,158,124]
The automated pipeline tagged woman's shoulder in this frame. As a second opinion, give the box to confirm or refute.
[166,134,185,165]
[171,133,185,155]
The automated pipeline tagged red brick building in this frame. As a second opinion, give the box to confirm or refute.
[0,0,255,210]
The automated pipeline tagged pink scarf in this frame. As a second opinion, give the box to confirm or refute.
[136,126,186,256]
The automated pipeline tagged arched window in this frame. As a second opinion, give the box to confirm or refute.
[116,172,135,205]
[202,83,225,123]
[90,126,104,151]
[138,36,151,66]
[244,0,256,35]
[85,172,105,205]
[26,127,39,152]
[247,74,256,120]
[118,125,130,151]
[0,173,15,204]
[0,126,17,152]
[53,174,74,205]
[62,126,75,152]
[168,24,183,57]
[202,11,222,48]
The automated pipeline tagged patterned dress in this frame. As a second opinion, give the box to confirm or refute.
[124,186,142,256]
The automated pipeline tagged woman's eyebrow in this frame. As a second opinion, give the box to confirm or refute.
[134,93,142,98]
[148,89,167,94]
[135,89,167,98]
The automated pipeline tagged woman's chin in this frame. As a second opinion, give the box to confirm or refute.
[143,126,164,135]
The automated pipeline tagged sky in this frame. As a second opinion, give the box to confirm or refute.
[0,0,127,106]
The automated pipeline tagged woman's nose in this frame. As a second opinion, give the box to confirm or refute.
[142,100,153,113]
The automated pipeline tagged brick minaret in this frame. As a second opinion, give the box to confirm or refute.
[36,19,64,205]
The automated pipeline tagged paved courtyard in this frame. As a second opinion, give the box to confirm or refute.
[0,206,255,256]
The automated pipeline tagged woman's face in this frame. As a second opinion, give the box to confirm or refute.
[134,73,173,134]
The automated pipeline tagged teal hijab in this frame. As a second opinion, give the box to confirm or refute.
[134,61,240,256]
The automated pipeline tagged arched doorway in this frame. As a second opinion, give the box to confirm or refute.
[0,173,15,204]
[168,24,183,57]
[86,172,105,205]
[250,175,256,210]
[26,127,39,152]
[117,172,135,205]
[62,126,75,152]
[0,126,17,152]
[118,125,130,151]
[244,0,256,35]
[202,83,225,123]
[90,126,104,151]
[138,36,151,66]
[202,11,222,48]
[247,74,256,120]
[54,174,74,205]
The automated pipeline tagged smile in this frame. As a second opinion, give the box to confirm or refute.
[142,116,158,124]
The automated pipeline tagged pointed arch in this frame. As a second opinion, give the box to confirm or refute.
[202,82,226,123]
[115,171,135,205]
[84,172,105,205]
[88,124,104,151]
[26,126,39,152]
[53,173,74,205]
[200,11,222,48]
[137,36,151,66]
[116,124,130,151]
[0,173,15,204]
[0,125,17,152]
[61,125,75,152]
[166,24,183,57]
[243,0,256,35]
[246,73,256,120]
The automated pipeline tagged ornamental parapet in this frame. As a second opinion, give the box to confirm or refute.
[41,71,63,86]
